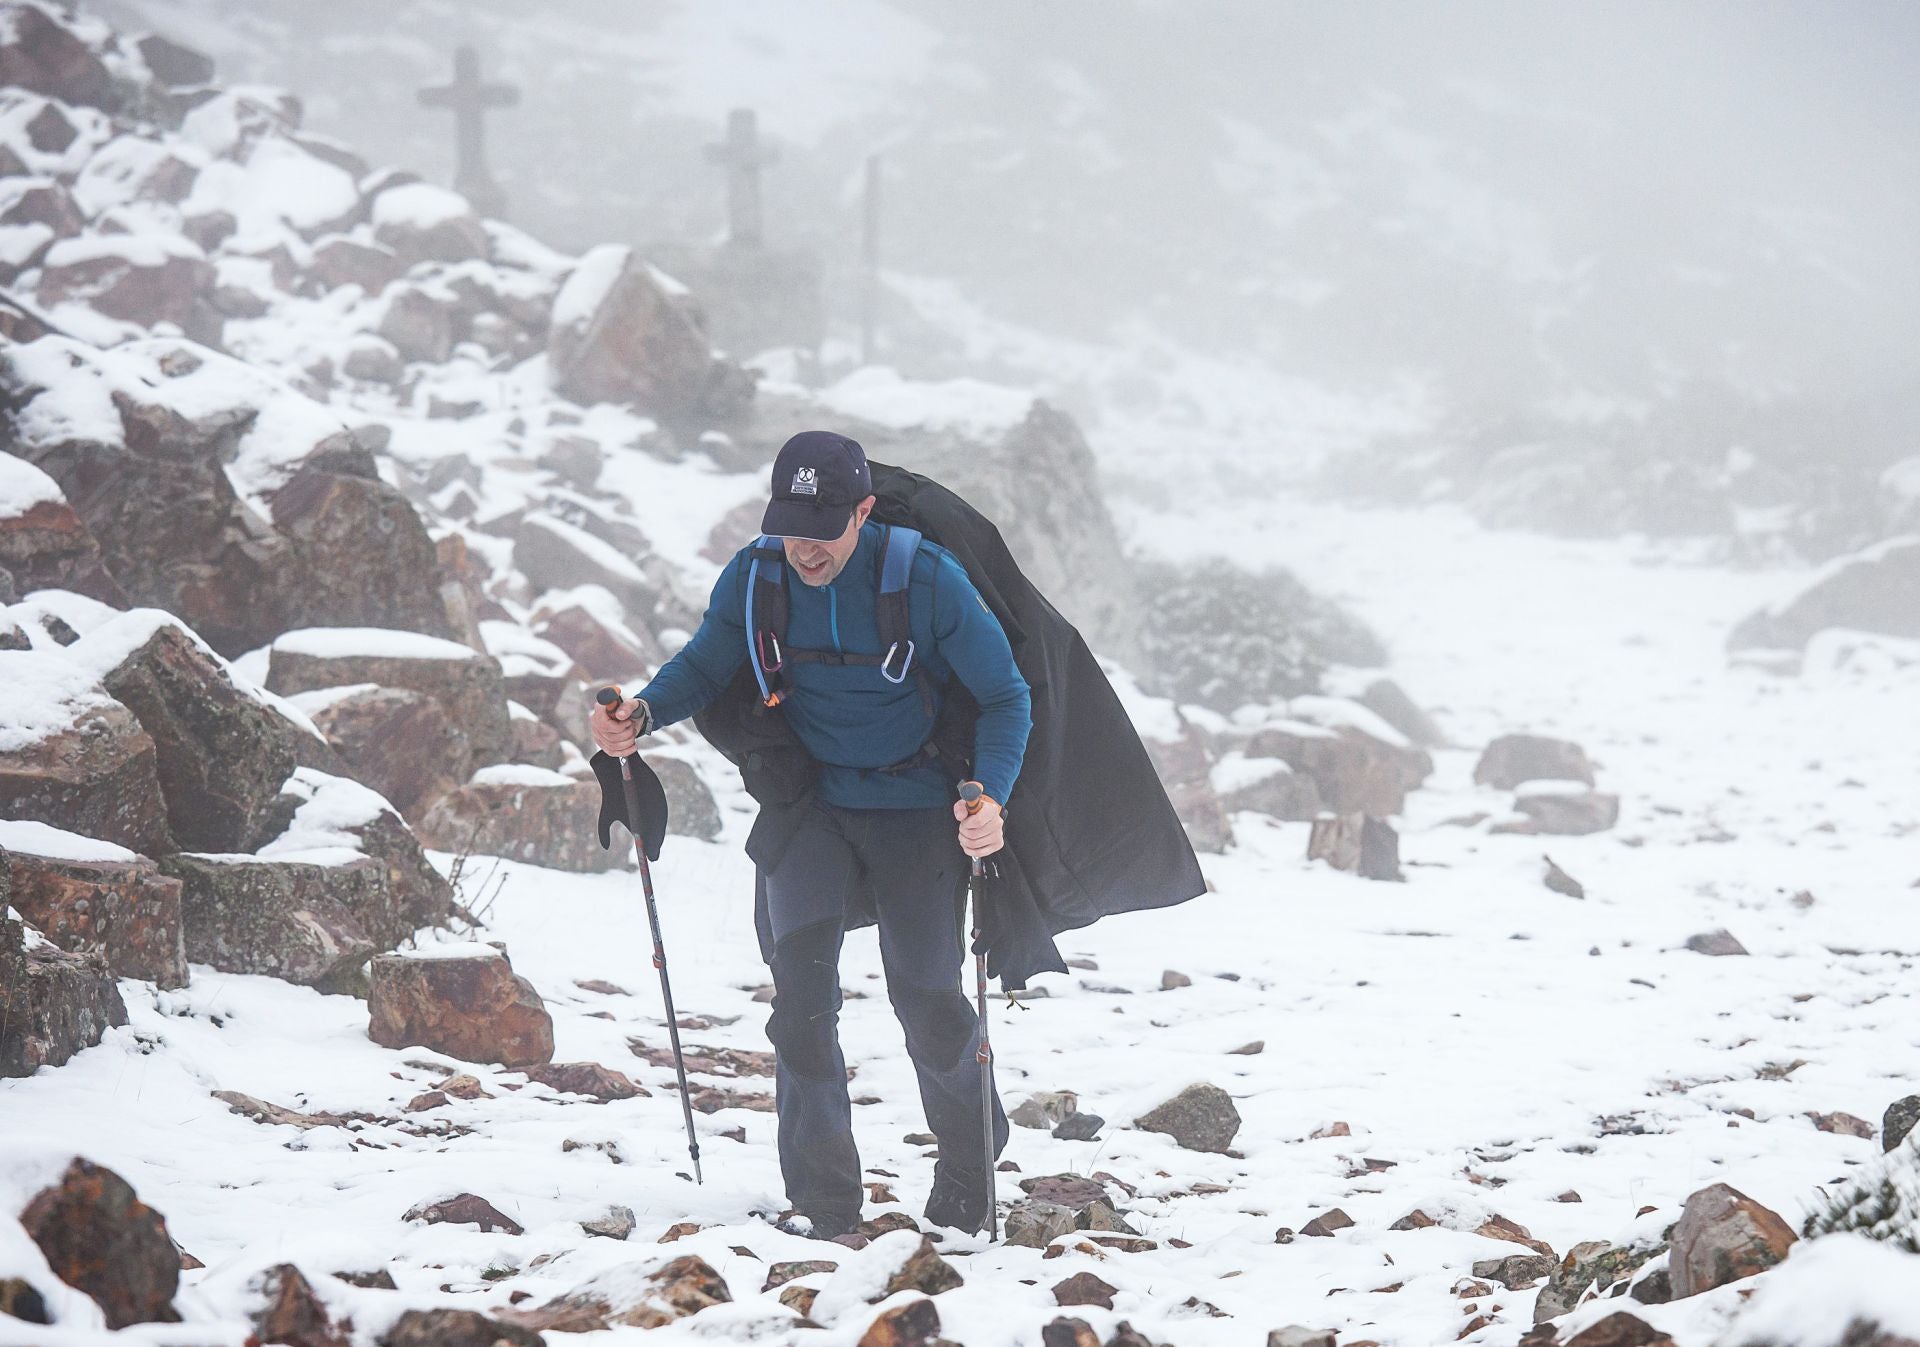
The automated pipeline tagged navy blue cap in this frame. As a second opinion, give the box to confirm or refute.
[761,430,873,541]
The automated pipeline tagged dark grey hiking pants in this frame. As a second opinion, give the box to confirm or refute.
[759,800,1009,1225]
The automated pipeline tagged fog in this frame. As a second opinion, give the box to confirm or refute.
[103,0,1920,544]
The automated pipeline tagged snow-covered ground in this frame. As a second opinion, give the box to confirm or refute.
[7,476,1916,1345]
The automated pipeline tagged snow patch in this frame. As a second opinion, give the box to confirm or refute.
[273,627,482,662]
[0,819,141,864]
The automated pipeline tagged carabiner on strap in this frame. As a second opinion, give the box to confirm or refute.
[880,639,915,684]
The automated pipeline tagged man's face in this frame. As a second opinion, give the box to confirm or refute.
[781,496,875,586]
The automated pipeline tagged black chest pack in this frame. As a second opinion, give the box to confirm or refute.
[743,524,934,717]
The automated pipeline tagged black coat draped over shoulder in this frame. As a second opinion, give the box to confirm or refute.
[690,460,1206,988]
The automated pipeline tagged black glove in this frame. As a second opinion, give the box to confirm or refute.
[591,748,670,862]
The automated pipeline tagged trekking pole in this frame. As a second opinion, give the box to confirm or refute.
[958,780,998,1241]
[597,686,702,1184]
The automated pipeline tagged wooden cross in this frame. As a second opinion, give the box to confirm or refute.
[418,45,518,218]
[705,108,777,247]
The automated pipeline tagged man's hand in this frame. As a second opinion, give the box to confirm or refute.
[590,696,651,758]
[953,793,1005,859]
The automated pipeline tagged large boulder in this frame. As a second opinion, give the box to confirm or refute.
[37,234,219,337]
[296,684,466,821]
[266,627,511,774]
[368,944,554,1068]
[1505,781,1620,836]
[0,456,125,604]
[1,897,129,1078]
[0,5,115,109]
[259,768,453,946]
[514,513,668,624]
[17,1158,180,1329]
[1246,700,1432,817]
[1475,734,1596,790]
[1730,536,1920,652]
[415,766,618,872]
[531,588,662,683]
[546,244,747,423]
[265,451,461,641]
[0,661,175,855]
[1,338,298,655]
[368,183,489,267]
[1,821,186,987]
[82,611,302,851]
[647,754,722,843]
[160,852,386,990]
[1213,754,1323,822]
[1667,1183,1796,1297]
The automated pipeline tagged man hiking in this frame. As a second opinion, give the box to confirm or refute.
[590,429,1030,1240]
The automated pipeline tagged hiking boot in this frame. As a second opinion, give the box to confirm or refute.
[922,1161,993,1234]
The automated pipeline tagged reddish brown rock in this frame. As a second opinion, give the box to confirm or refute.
[0,5,114,108]
[4,844,186,987]
[1730,537,1920,651]
[1474,734,1596,790]
[1300,1208,1355,1238]
[1,905,130,1077]
[499,1254,730,1333]
[38,238,217,335]
[547,245,744,422]
[18,1158,180,1328]
[303,686,465,821]
[309,235,403,296]
[764,1259,838,1291]
[0,179,85,239]
[376,285,456,364]
[135,32,215,87]
[1218,757,1324,822]
[0,693,175,856]
[1039,1317,1101,1347]
[89,615,302,852]
[161,853,384,990]
[267,456,461,643]
[1808,1111,1876,1139]
[369,946,554,1067]
[859,1297,943,1347]
[403,1193,523,1235]
[416,769,617,873]
[369,184,490,267]
[4,363,302,656]
[1561,1313,1677,1347]
[519,1061,646,1101]
[379,1308,545,1347]
[881,1237,963,1298]
[1307,811,1403,880]
[532,595,660,683]
[1668,1183,1796,1297]
[0,471,126,604]
[267,631,510,774]
[1052,1272,1117,1309]
[251,1263,352,1347]
[1247,719,1432,817]
[509,704,567,771]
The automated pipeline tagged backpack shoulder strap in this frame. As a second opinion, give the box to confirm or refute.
[874,525,922,685]
[744,536,791,706]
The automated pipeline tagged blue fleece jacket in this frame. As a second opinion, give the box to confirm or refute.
[637,522,1032,809]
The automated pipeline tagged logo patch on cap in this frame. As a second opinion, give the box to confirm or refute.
[791,467,818,496]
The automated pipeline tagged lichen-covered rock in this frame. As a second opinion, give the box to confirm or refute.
[519,1061,646,1101]
[1668,1183,1796,1297]
[0,678,175,856]
[86,612,302,851]
[1003,1200,1079,1250]
[267,628,510,774]
[416,766,617,872]
[369,944,553,1067]
[18,1158,180,1329]
[161,853,383,990]
[1,905,130,1076]
[1535,1239,1670,1322]
[1134,1082,1242,1153]
[299,685,466,821]
[2,827,186,986]
[267,450,460,641]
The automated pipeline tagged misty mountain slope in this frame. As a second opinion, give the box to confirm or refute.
[102,0,1920,557]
